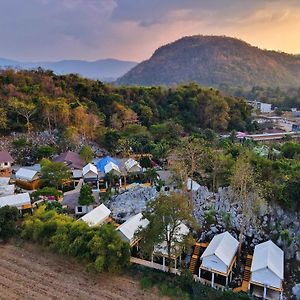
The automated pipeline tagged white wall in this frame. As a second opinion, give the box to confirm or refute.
[202,255,228,274]
[251,269,282,289]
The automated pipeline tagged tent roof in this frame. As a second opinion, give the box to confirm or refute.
[96,156,120,173]
[124,158,141,172]
[117,213,149,243]
[0,192,31,208]
[0,150,13,163]
[251,240,284,280]
[104,161,120,174]
[15,168,38,181]
[80,204,111,227]
[201,231,239,267]
[82,163,98,176]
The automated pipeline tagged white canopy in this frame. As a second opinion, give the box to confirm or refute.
[201,231,239,274]
[82,163,98,177]
[0,192,31,209]
[15,168,38,181]
[124,158,142,173]
[104,162,121,174]
[117,212,149,245]
[80,204,111,227]
[250,240,284,289]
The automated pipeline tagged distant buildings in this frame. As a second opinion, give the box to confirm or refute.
[0,150,13,177]
[248,100,272,113]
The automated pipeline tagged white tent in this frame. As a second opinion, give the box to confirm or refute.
[250,240,284,289]
[15,168,38,181]
[80,203,111,227]
[200,231,239,274]
[124,158,142,173]
[154,222,189,257]
[104,162,121,175]
[0,192,31,209]
[82,163,98,178]
[187,178,201,191]
[117,212,149,245]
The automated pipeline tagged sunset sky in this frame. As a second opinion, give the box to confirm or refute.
[1,0,300,62]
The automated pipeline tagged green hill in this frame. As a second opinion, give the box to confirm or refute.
[118,35,300,89]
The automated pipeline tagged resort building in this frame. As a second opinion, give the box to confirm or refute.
[80,203,111,227]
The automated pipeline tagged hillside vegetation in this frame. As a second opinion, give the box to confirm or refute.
[118,35,300,89]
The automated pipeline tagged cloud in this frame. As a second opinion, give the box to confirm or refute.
[0,0,299,61]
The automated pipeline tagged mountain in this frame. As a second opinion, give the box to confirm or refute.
[117,35,300,89]
[0,58,137,81]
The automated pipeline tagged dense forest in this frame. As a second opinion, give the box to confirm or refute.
[118,35,300,89]
[0,68,252,139]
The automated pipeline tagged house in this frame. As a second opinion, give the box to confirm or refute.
[97,156,120,173]
[199,231,239,289]
[0,177,14,197]
[15,168,40,190]
[104,161,121,175]
[0,150,13,177]
[249,240,284,300]
[117,213,149,246]
[79,203,111,227]
[0,192,31,211]
[248,100,272,113]
[124,158,142,173]
[53,151,84,170]
[82,163,99,190]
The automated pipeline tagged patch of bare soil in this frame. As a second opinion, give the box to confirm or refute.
[0,242,163,300]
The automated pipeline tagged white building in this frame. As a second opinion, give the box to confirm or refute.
[80,203,111,227]
[0,177,14,197]
[82,163,99,190]
[249,240,284,300]
[199,231,239,288]
[117,212,149,246]
[249,100,272,113]
[104,162,121,175]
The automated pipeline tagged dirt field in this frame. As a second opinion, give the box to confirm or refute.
[0,242,163,300]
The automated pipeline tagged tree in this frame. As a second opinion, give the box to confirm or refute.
[40,159,72,189]
[78,184,94,206]
[143,168,159,186]
[80,145,94,163]
[0,107,7,130]
[230,153,266,257]
[137,192,196,272]
[0,206,19,241]
[9,97,36,132]
[171,138,205,204]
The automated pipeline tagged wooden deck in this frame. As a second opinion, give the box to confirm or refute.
[189,242,208,274]
[233,254,252,293]
[130,257,180,275]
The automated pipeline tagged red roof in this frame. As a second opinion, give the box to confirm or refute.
[53,151,84,169]
[0,150,13,163]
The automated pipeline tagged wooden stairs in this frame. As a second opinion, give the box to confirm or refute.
[233,254,253,293]
[189,242,208,274]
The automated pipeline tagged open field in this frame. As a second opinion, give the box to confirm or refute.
[0,242,163,300]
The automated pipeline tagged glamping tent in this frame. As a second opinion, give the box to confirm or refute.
[80,203,111,227]
[104,161,121,175]
[117,212,149,246]
[82,163,99,190]
[97,156,120,173]
[199,231,239,288]
[249,240,284,300]
[124,158,142,173]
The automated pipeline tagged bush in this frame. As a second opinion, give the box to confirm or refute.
[22,205,130,273]
[140,277,153,289]
[0,206,19,242]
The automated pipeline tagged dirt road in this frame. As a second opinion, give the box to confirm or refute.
[0,242,162,300]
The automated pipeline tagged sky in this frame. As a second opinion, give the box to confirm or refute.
[0,0,300,62]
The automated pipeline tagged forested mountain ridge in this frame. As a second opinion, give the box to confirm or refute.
[0,58,137,81]
[118,35,300,89]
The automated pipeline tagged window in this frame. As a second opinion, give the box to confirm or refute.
[77,206,82,213]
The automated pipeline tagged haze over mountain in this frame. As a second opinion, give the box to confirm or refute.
[118,35,300,89]
[0,58,137,81]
